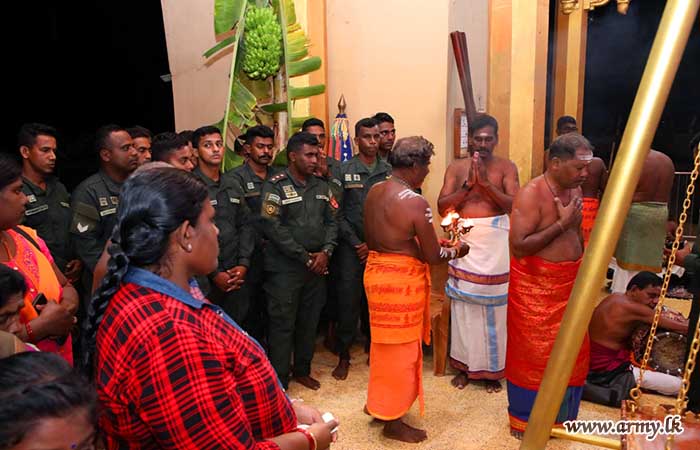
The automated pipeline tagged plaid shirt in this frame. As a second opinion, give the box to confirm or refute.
[96,268,296,449]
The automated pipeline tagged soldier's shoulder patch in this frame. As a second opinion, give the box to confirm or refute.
[269,172,288,183]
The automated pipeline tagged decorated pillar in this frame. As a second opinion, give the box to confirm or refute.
[488,0,549,183]
[551,5,588,137]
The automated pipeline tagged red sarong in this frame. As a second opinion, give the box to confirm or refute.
[506,256,589,390]
[581,197,599,247]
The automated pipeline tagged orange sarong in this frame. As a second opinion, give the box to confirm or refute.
[581,197,599,247]
[364,251,431,420]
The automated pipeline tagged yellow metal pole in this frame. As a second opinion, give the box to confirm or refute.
[549,428,621,449]
[521,1,700,449]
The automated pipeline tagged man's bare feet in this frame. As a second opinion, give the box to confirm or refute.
[510,429,524,440]
[332,359,350,380]
[363,405,386,422]
[451,372,469,389]
[383,419,427,443]
[484,379,502,393]
[294,375,321,390]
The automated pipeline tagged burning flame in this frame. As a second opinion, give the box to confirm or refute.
[460,218,475,229]
[441,211,460,227]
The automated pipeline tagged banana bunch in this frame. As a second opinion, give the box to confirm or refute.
[242,6,282,80]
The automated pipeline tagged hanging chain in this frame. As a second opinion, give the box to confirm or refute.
[664,143,700,449]
[629,146,700,408]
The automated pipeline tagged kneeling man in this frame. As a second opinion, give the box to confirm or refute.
[586,271,688,404]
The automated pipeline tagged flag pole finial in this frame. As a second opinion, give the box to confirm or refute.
[338,95,347,113]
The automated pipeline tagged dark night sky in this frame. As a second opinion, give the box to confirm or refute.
[582,1,700,170]
[0,1,173,189]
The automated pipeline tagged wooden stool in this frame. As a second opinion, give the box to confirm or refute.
[431,294,451,376]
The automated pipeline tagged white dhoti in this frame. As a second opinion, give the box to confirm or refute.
[446,214,509,380]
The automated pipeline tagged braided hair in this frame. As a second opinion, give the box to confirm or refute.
[0,352,97,449]
[80,167,208,376]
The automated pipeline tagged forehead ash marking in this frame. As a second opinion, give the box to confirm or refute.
[576,151,594,161]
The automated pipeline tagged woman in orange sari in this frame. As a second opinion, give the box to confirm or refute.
[0,154,78,364]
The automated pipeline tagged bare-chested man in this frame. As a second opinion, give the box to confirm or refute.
[580,157,608,246]
[586,271,687,403]
[437,114,519,393]
[506,133,592,438]
[554,116,609,246]
[363,136,468,443]
[611,149,675,292]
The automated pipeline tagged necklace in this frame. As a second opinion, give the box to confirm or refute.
[543,174,569,203]
[391,175,413,190]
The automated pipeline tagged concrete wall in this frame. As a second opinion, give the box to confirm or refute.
[326,0,488,209]
[161,0,229,131]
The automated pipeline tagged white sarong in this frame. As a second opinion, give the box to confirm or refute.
[446,214,509,380]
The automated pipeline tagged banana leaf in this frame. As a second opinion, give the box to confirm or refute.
[287,47,309,62]
[284,0,297,26]
[219,1,248,171]
[240,77,272,105]
[203,35,236,58]
[208,0,326,155]
[228,81,257,127]
[290,84,326,100]
[288,56,321,77]
[261,102,288,113]
[215,0,245,35]
[223,148,246,172]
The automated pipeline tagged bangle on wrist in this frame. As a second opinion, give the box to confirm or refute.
[297,427,317,450]
[25,321,36,344]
